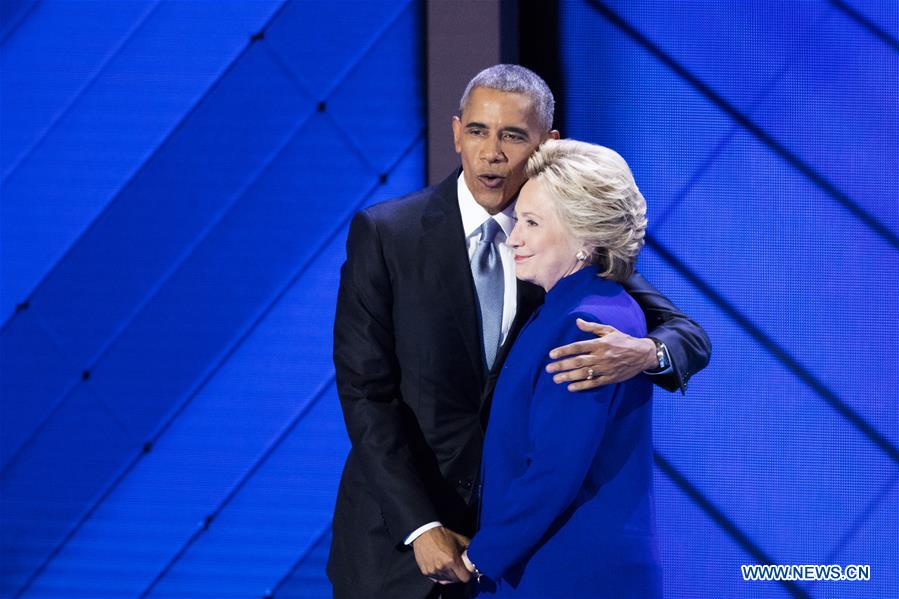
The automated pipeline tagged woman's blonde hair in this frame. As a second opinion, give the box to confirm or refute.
[526,139,647,282]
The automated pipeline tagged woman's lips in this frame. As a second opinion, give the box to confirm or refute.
[478,174,506,189]
[514,255,530,262]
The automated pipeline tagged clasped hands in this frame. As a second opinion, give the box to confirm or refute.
[412,526,472,585]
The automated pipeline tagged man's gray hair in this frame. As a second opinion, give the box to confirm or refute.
[458,64,555,131]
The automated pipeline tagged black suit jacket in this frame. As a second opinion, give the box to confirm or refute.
[327,172,710,598]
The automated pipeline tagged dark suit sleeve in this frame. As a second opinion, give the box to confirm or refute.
[622,270,711,393]
[333,210,438,545]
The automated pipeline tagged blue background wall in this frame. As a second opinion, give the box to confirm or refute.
[2,1,896,598]
[561,1,897,598]
[1,1,423,596]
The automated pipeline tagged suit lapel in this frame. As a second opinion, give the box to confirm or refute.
[497,280,544,370]
[480,280,545,428]
[421,173,486,385]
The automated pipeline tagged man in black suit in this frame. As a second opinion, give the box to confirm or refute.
[327,65,710,598]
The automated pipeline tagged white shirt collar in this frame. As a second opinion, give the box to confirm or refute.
[457,173,516,240]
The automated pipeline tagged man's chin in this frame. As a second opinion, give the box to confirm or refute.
[472,190,512,214]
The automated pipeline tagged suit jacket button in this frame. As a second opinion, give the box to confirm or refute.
[458,479,473,489]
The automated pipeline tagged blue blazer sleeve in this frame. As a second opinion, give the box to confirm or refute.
[467,312,616,580]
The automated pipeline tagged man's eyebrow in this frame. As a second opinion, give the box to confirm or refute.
[501,126,530,138]
[464,121,487,129]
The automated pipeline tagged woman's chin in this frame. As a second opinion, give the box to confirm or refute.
[514,270,540,287]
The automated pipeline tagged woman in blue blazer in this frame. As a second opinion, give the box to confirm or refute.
[463,139,662,598]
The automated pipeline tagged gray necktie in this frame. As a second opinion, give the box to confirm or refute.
[471,218,505,369]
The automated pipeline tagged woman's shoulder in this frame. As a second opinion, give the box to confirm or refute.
[571,278,647,339]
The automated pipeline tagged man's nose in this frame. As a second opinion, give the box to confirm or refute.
[481,135,505,162]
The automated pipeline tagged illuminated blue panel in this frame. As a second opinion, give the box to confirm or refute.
[842,0,899,39]
[143,130,425,599]
[263,0,406,94]
[148,386,349,598]
[32,43,311,366]
[653,471,789,599]
[816,471,899,599]
[0,315,81,467]
[561,1,733,225]
[643,245,897,592]
[0,387,136,596]
[326,2,424,172]
[642,241,893,554]
[0,1,281,319]
[4,43,311,490]
[0,0,38,41]
[603,0,831,115]
[24,209,347,597]
[653,131,899,447]
[2,1,423,595]
[0,1,153,175]
[24,126,424,599]
[751,8,899,236]
[0,2,424,597]
[79,113,371,442]
[275,529,333,598]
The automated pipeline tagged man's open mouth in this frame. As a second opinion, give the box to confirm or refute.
[478,174,506,188]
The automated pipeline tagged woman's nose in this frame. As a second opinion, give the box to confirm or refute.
[507,222,522,247]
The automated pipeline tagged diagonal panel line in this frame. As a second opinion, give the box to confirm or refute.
[139,373,337,598]
[649,126,740,233]
[650,6,832,234]
[0,77,321,478]
[0,0,291,330]
[262,0,415,175]
[822,467,899,564]
[655,451,811,599]
[320,0,414,101]
[0,0,40,46]
[261,42,380,175]
[15,131,424,597]
[587,0,899,251]
[0,0,163,183]
[0,7,416,475]
[647,234,899,465]
[265,0,414,101]
[2,12,343,479]
[270,523,333,597]
[830,0,899,53]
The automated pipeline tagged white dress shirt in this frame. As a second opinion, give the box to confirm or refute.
[404,174,519,546]
[456,173,518,346]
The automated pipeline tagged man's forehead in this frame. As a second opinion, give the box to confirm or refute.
[461,87,539,123]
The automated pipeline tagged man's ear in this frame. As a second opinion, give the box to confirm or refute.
[548,129,561,140]
[451,116,463,153]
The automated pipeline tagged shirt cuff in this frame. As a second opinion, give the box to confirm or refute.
[644,340,673,375]
[404,521,444,546]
